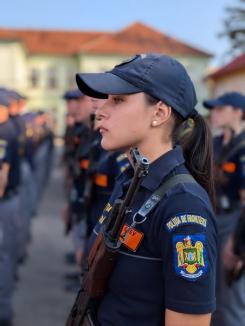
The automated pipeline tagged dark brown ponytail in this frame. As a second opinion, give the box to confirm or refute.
[173,112,216,208]
[144,93,216,208]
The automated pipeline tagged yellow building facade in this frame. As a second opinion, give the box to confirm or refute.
[0,23,212,134]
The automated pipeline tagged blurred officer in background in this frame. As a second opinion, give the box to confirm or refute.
[32,110,54,204]
[0,90,21,326]
[7,90,31,262]
[203,92,245,326]
[63,89,82,195]
[62,90,100,273]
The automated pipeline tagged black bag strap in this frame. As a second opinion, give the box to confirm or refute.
[218,139,245,165]
[132,174,197,225]
[226,140,245,160]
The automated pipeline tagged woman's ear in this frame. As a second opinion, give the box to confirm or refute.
[151,101,172,127]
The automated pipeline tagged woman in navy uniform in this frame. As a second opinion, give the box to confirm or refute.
[75,54,217,326]
[203,92,245,326]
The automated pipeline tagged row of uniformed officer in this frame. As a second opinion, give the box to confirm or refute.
[0,88,54,326]
[203,92,245,326]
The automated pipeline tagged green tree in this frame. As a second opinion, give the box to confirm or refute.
[221,0,245,55]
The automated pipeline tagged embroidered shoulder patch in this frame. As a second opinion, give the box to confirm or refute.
[173,233,208,281]
[166,214,207,232]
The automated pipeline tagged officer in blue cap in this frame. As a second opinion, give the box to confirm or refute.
[63,88,85,193]
[62,89,106,285]
[203,92,245,326]
[73,54,217,325]
[7,89,33,262]
[0,90,21,326]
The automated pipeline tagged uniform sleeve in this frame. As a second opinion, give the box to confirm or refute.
[158,192,217,314]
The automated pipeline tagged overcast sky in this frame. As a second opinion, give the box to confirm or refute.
[1,0,238,66]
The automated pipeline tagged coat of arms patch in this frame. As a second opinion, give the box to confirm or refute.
[173,233,208,281]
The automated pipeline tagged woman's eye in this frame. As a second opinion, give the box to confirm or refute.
[113,97,124,104]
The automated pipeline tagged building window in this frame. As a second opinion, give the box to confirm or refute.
[29,68,40,88]
[47,67,58,89]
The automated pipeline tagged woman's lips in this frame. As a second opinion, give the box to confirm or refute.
[99,127,109,134]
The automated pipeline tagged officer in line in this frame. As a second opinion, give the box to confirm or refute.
[62,89,104,275]
[62,89,87,267]
[63,89,83,196]
[74,54,217,325]
[0,90,21,326]
[203,92,245,326]
[7,90,31,262]
[32,110,54,203]
[70,114,103,273]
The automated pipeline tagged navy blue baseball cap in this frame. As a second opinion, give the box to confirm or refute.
[0,90,10,107]
[63,89,84,100]
[7,90,27,101]
[203,92,245,111]
[76,54,197,119]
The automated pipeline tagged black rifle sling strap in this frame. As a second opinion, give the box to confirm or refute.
[226,139,245,160]
[219,139,245,164]
[133,174,197,223]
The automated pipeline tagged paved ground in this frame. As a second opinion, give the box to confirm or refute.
[13,152,77,326]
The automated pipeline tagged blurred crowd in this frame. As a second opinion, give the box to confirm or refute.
[0,87,54,326]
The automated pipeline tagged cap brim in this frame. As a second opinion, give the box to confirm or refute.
[203,99,224,109]
[76,72,141,99]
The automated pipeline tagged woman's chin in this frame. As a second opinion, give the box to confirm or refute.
[101,139,115,151]
[101,139,124,152]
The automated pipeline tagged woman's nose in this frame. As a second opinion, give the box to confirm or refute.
[95,101,109,121]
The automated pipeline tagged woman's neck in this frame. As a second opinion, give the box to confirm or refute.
[126,139,173,164]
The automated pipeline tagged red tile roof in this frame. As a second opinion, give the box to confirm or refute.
[207,53,245,80]
[0,29,109,55]
[80,22,211,57]
[0,22,211,57]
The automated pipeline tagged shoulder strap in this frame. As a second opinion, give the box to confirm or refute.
[226,140,245,160]
[133,174,197,224]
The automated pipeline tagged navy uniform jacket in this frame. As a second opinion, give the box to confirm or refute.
[70,128,101,215]
[88,151,129,234]
[0,120,20,194]
[213,131,245,205]
[88,146,217,326]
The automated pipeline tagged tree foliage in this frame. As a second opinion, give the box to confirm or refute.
[221,0,245,55]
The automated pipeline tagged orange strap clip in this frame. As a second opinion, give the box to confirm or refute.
[80,159,89,169]
[94,174,108,187]
[222,162,236,173]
